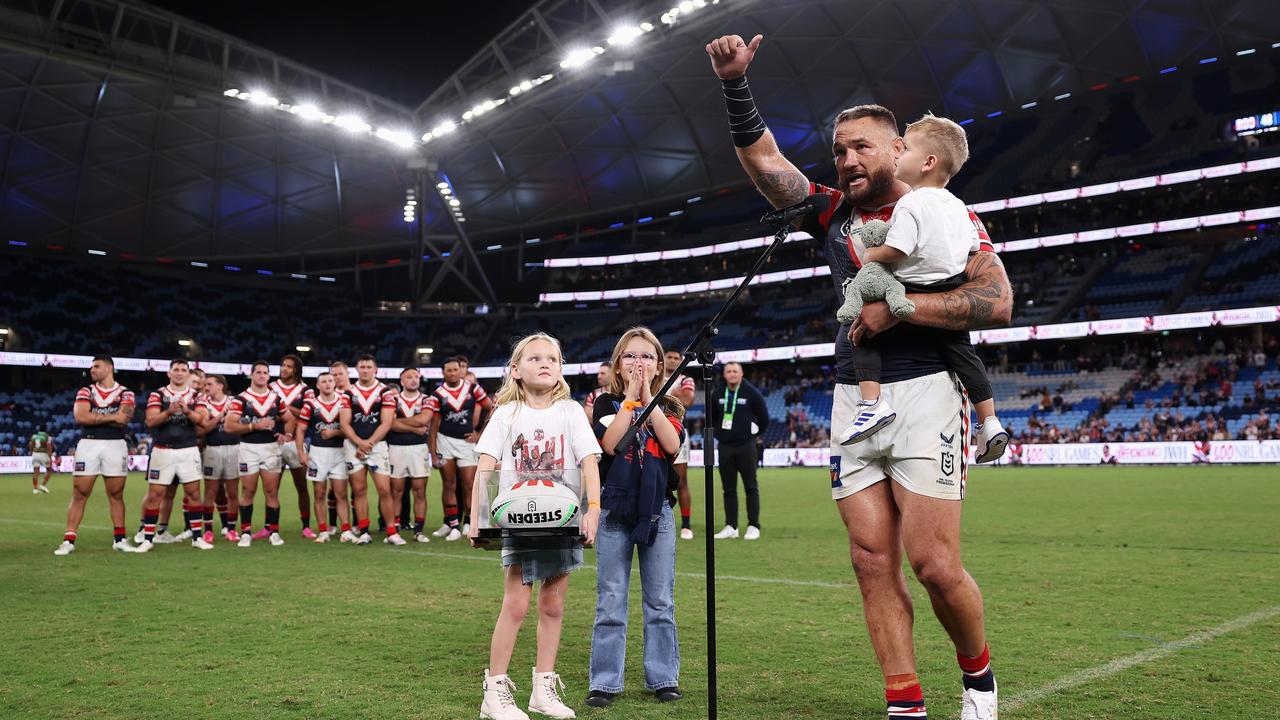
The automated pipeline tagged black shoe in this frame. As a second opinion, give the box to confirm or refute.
[585,690,618,707]
[655,687,682,703]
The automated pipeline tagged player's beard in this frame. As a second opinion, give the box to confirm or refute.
[842,162,895,208]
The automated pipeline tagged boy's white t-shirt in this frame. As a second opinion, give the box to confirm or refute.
[882,187,982,285]
[474,399,602,494]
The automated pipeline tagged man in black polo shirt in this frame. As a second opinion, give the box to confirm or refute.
[710,362,769,540]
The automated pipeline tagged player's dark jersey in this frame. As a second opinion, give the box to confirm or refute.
[427,381,488,439]
[387,391,432,446]
[230,389,288,444]
[298,395,347,449]
[74,383,136,440]
[146,386,200,449]
[345,382,396,440]
[799,181,995,386]
[270,380,313,433]
[198,396,240,446]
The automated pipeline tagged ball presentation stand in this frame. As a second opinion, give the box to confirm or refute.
[615,213,801,720]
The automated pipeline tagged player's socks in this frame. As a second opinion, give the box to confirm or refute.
[239,505,254,534]
[886,675,926,720]
[265,505,281,533]
[299,510,311,530]
[143,507,160,542]
[681,508,692,529]
[181,505,191,533]
[414,515,425,534]
[444,505,460,529]
[341,522,352,533]
[217,502,230,529]
[327,490,338,527]
[958,645,995,693]
[157,522,169,536]
[64,531,77,545]
[185,506,203,535]
[203,505,214,531]
[113,527,126,543]
[317,522,329,534]
[357,517,371,534]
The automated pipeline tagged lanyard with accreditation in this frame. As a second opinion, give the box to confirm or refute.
[720,385,740,431]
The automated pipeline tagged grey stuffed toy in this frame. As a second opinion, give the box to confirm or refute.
[835,219,917,325]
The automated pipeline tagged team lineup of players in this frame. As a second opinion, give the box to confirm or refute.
[53,350,699,555]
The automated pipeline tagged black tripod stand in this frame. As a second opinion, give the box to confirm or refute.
[614,213,805,720]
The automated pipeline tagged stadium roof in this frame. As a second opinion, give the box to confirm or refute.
[1,0,1277,271]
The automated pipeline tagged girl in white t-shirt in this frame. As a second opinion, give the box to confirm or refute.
[469,332,601,720]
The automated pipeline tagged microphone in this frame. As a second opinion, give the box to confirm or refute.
[759,193,832,226]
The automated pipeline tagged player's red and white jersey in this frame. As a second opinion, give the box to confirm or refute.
[270,380,313,410]
[199,395,239,446]
[1192,440,1212,463]
[146,385,201,449]
[387,390,432,446]
[75,383,136,440]
[584,386,607,413]
[345,381,396,440]
[230,388,289,444]
[299,394,348,449]
[427,381,488,439]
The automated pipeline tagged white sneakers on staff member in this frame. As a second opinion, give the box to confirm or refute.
[713,525,739,539]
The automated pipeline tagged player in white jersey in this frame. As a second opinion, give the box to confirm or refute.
[295,371,350,543]
[225,361,292,547]
[663,350,698,539]
[339,355,398,544]
[138,359,211,551]
[272,354,317,539]
[387,367,436,543]
[55,355,139,555]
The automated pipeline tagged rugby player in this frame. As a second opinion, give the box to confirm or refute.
[225,361,291,547]
[198,374,241,543]
[387,366,435,543]
[295,371,349,543]
[663,349,697,539]
[271,354,317,539]
[428,356,492,541]
[29,425,56,494]
[139,359,211,551]
[55,355,138,555]
[338,354,398,545]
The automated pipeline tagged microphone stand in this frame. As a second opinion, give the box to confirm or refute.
[614,215,800,720]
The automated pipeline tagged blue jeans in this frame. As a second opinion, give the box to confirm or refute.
[589,505,680,692]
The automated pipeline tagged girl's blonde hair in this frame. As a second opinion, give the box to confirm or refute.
[493,333,573,406]
[609,326,686,420]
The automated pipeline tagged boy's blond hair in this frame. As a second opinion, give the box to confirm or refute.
[904,112,969,180]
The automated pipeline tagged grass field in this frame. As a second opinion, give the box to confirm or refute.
[2,465,1278,719]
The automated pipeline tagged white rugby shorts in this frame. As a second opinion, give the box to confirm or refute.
[344,439,390,475]
[829,371,969,502]
[436,433,478,468]
[306,445,348,482]
[202,444,240,480]
[389,443,431,479]
[239,441,283,475]
[73,439,128,477]
[280,441,305,471]
[148,446,203,485]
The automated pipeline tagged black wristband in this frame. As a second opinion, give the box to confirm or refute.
[722,76,766,148]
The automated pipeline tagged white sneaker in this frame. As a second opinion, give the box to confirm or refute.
[432,523,451,538]
[743,525,761,540]
[33,488,39,495]
[679,528,694,540]
[175,529,194,541]
[445,528,462,542]
[237,533,252,548]
[713,525,739,539]
[960,677,998,720]
[191,537,214,550]
[355,532,372,545]
[481,670,530,720]
[41,485,51,493]
[112,539,138,553]
[134,539,154,553]
[314,532,330,544]
[462,522,472,535]
[339,530,358,543]
[154,531,179,544]
[974,418,1010,464]
[220,526,230,537]
[134,530,146,544]
[53,540,75,556]
[414,532,431,544]
[268,532,285,546]
[528,669,575,718]
[328,526,340,538]
[839,397,896,445]
[384,533,407,546]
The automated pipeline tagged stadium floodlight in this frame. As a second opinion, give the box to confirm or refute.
[0,328,8,335]
[487,244,502,250]
[294,104,326,122]
[421,131,434,142]
[679,1,695,12]
[190,261,208,268]
[295,345,311,353]
[319,276,336,282]
[406,200,417,206]
[560,47,604,69]
[417,347,434,355]
[334,114,372,133]
[177,339,192,347]
[438,186,451,196]
[432,120,457,135]
[223,88,240,97]
[608,25,644,46]
[448,198,461,207]
[376,127,415,148]
[247,92,279,107]
[640,21,655,32]
[436,181,449,190]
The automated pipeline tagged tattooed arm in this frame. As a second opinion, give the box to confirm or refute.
[736,130,811,209]
[849,251,1014,344]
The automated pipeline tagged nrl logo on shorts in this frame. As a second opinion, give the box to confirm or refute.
[940,451,954,477]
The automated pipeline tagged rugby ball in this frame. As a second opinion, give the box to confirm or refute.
[491,479,580,529]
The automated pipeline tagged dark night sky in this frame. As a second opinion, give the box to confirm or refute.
[149,1,533,107]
